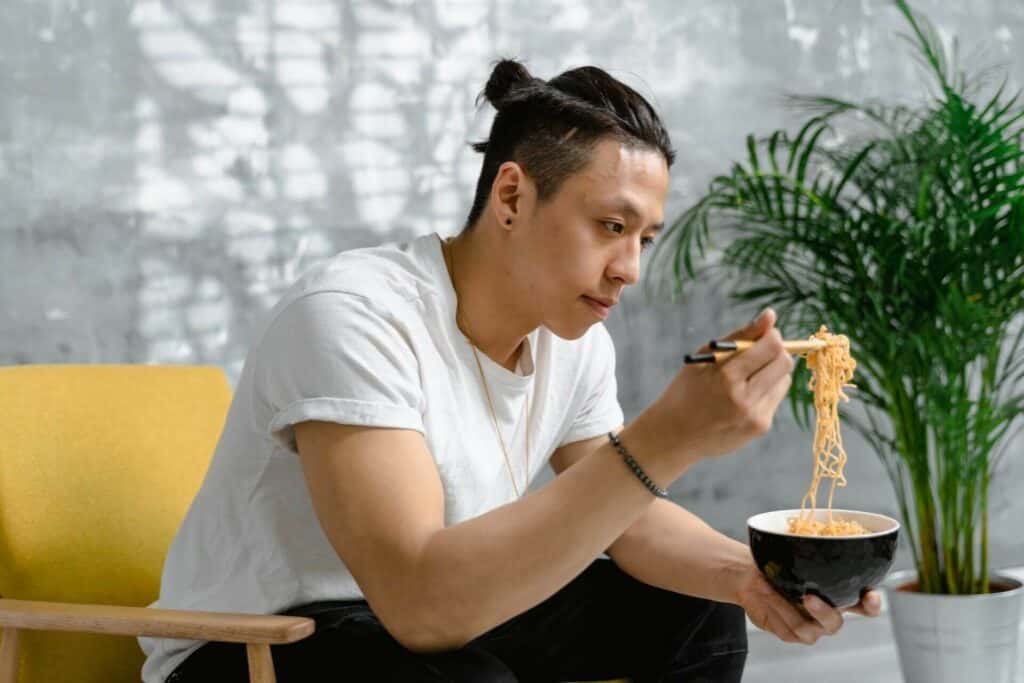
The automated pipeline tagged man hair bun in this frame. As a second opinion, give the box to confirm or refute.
[481,59,536,109]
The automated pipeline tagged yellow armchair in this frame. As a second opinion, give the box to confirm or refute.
[0,364,625,683]
[0,365,312,683]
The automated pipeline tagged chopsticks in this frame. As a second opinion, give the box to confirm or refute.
[684,338,827,364]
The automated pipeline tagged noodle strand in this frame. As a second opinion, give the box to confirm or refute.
[786,326,868,537]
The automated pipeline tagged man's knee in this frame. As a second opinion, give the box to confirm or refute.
[683,599,747,650]
[419,645,519,683]
[703,601,748,652]
[672,601,748,680]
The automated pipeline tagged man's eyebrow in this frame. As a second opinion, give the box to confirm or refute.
[600,198,664,233]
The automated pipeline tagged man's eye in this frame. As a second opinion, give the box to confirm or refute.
[641,236,656,251]
[603,221,625,234]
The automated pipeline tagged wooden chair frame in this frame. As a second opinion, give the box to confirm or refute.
[0,598,314,683]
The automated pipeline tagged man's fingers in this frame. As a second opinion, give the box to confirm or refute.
[803,594,844,635]
[779,598,825,644]
[697,308,777,354]
[726,307,776,341]
[842,590,883,617]
[723,327,785,380]
[753,606,792,640]
[745,370,793,436]
[763,602,821,645]
[748,347,795,400]
[737,309,774,339]
[760,585,825,644]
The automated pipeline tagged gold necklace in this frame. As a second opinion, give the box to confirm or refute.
[441,236,531,497]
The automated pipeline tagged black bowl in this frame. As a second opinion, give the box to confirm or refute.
[748,509,900,610]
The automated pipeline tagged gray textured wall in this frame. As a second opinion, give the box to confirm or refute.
[3,0,1023,572]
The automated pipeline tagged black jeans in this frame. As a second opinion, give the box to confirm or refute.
[167,558,748,682]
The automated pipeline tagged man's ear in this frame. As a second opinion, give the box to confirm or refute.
[491,161,535,228]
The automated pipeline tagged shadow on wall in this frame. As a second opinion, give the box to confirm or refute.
[4,0,1022,382]
[1,0,498,377]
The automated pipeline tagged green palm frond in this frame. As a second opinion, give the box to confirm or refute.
[649,0,1024,595]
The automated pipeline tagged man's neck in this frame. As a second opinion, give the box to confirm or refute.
[444,229,536,373]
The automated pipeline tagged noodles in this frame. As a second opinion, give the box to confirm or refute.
[786,326,870,537]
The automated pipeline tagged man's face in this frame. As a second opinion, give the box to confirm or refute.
[517,138,669,339]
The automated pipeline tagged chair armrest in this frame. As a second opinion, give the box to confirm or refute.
[0,599,314,644]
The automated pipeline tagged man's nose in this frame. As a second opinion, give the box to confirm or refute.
[607,242,641,285]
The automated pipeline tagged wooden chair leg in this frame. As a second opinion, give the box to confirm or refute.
[246,643,276,683]
[0,628,20,683]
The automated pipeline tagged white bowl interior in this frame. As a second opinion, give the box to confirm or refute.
[747,509,900,538]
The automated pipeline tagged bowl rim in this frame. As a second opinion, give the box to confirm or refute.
[747,508,901,540]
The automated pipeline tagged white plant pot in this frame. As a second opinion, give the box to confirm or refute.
[882,569,1023,683]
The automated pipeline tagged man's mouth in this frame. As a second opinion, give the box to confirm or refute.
[582,295,616,319]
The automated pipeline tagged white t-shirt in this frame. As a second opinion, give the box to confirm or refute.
[139,232,624,682]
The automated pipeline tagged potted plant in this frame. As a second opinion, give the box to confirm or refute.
[649,1,1024,680]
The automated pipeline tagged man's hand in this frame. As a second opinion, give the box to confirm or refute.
[734,562,883,645]
[641,307,795,465]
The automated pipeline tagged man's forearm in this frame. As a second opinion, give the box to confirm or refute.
[606,498,754,606]
[406,420,699,650]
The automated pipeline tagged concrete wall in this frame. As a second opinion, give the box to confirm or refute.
[3,0,1023,572]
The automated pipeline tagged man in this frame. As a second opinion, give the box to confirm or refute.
[144,59,881,683]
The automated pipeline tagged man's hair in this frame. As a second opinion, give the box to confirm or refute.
[463,59,676,231]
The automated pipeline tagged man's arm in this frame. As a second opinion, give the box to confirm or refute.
[550,431,750,606]
[551,432,886,646]
[293,416,691,654]
[293,319,795,653]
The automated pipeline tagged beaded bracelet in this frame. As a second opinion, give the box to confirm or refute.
[607,432,669,499]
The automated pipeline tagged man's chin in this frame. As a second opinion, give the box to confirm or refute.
[544,318,594,341]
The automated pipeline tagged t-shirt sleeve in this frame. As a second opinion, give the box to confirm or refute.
[558,324,625,447]
[250,291,426,455]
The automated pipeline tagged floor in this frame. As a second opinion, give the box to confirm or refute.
[745,609,904,682]
[743,567,1024,682]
